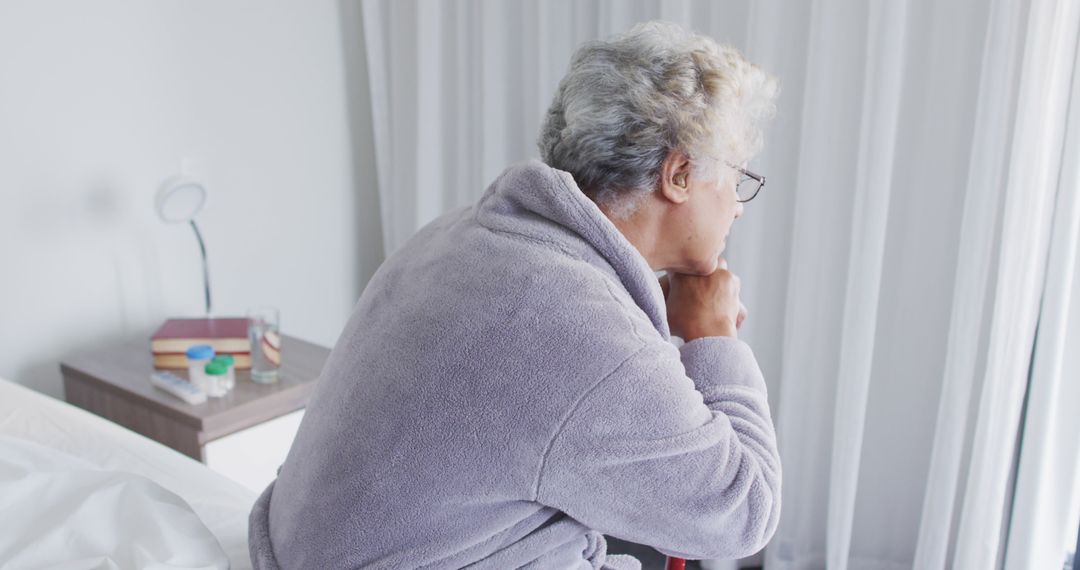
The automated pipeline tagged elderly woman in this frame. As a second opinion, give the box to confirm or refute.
[250,21,780,570]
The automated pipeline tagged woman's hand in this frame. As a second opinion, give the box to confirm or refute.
[659,258,747,340]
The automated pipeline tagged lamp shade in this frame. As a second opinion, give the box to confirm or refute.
[155,176,207,223]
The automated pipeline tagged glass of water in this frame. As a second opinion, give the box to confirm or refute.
[247,306,281,384]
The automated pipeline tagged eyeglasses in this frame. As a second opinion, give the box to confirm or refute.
[729,163,766,203]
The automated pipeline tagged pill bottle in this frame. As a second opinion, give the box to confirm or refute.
[185,345,215,392]
[204,360,229,398]
[211,354,236,391]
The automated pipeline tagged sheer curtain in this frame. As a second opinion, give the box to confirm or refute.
[358,0,1080,568]
[999,1,1080,567]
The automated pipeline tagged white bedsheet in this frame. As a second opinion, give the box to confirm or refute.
[0,378,255,569]
[0,437,228,569]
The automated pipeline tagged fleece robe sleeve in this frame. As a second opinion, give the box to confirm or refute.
[534,336,782,560]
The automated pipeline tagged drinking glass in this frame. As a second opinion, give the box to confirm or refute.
[247,306,281,384]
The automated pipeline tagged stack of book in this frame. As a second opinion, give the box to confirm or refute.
[151,318,252,369]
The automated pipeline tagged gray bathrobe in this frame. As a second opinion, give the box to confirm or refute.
[249,160,781,569]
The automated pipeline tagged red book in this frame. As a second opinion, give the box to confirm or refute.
[151,318,251,355]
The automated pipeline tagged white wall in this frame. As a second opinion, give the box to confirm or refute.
[0,0,384,398]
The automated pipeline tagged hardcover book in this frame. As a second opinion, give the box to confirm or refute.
[150,317,251,358]
[152,352,252,369]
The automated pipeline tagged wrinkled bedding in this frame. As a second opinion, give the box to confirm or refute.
[0,377,255,569]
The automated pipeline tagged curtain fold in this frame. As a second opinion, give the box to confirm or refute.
[952,0,1080,567]
[1001,4,1080,567]
[358,1,1080,567]
[911,0,1028,565]
[826,2,908,568]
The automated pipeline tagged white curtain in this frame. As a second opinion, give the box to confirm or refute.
[999,0,1080,566]
[359,0,1080,568]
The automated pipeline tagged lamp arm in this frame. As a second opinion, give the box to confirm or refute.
[189,220,212,315]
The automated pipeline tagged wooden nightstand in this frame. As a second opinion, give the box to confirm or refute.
[60,334,331,491]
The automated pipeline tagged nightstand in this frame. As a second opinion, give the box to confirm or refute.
[60,334,331,491]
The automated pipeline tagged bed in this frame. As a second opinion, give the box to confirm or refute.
[0,377,256,569]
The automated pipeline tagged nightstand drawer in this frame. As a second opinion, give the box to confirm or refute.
[204,409,305,492]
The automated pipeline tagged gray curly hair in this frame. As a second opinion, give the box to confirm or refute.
[538,21,778,219]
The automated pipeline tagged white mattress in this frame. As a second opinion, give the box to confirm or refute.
[0,377,256,569]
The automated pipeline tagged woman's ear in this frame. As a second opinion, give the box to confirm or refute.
[658,150,692,205]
